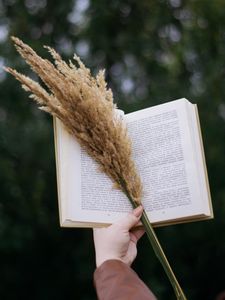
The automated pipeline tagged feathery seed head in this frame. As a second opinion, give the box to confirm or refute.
[5,37,142,204]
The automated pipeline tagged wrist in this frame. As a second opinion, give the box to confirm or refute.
[96,256,122,268]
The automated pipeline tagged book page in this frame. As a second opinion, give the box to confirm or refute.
[56,119,132,225]
[186,103,212,217]
[66,140,132,224]
[59,98,208,225]
[125,100,203,223]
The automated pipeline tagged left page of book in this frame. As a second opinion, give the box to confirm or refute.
[54,117,131,227]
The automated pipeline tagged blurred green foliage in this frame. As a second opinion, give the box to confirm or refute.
[0,0,225,299]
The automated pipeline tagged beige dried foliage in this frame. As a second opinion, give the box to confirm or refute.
[5,37,142,204]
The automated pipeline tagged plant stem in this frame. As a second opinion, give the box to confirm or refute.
[140,207,187,300]
[119,178,187,300]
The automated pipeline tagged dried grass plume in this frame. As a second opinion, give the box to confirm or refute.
[5,36,142,204]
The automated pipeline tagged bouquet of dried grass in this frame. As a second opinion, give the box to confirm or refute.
[5,37,187,300]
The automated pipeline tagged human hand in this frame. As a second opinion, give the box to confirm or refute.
[93,206,145,267]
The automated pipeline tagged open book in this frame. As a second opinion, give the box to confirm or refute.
[54,98,213,228]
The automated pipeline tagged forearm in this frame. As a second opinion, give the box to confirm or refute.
[94,260,157,300]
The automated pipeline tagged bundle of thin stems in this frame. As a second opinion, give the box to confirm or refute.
[5,37,187,300]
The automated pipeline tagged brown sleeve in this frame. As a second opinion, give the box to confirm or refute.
[93,260,157,300]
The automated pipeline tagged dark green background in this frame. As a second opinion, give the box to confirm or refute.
[0,0,225,299]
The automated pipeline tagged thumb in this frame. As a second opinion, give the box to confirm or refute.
[116,206,143,230]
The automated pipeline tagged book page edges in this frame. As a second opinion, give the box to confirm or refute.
[194,105,214,218]
[61,213,213,228]
[53,117,64,227]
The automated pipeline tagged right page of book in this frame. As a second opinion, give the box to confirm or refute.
[125,98,211,224]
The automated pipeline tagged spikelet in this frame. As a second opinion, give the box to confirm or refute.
[5,37,142,204]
